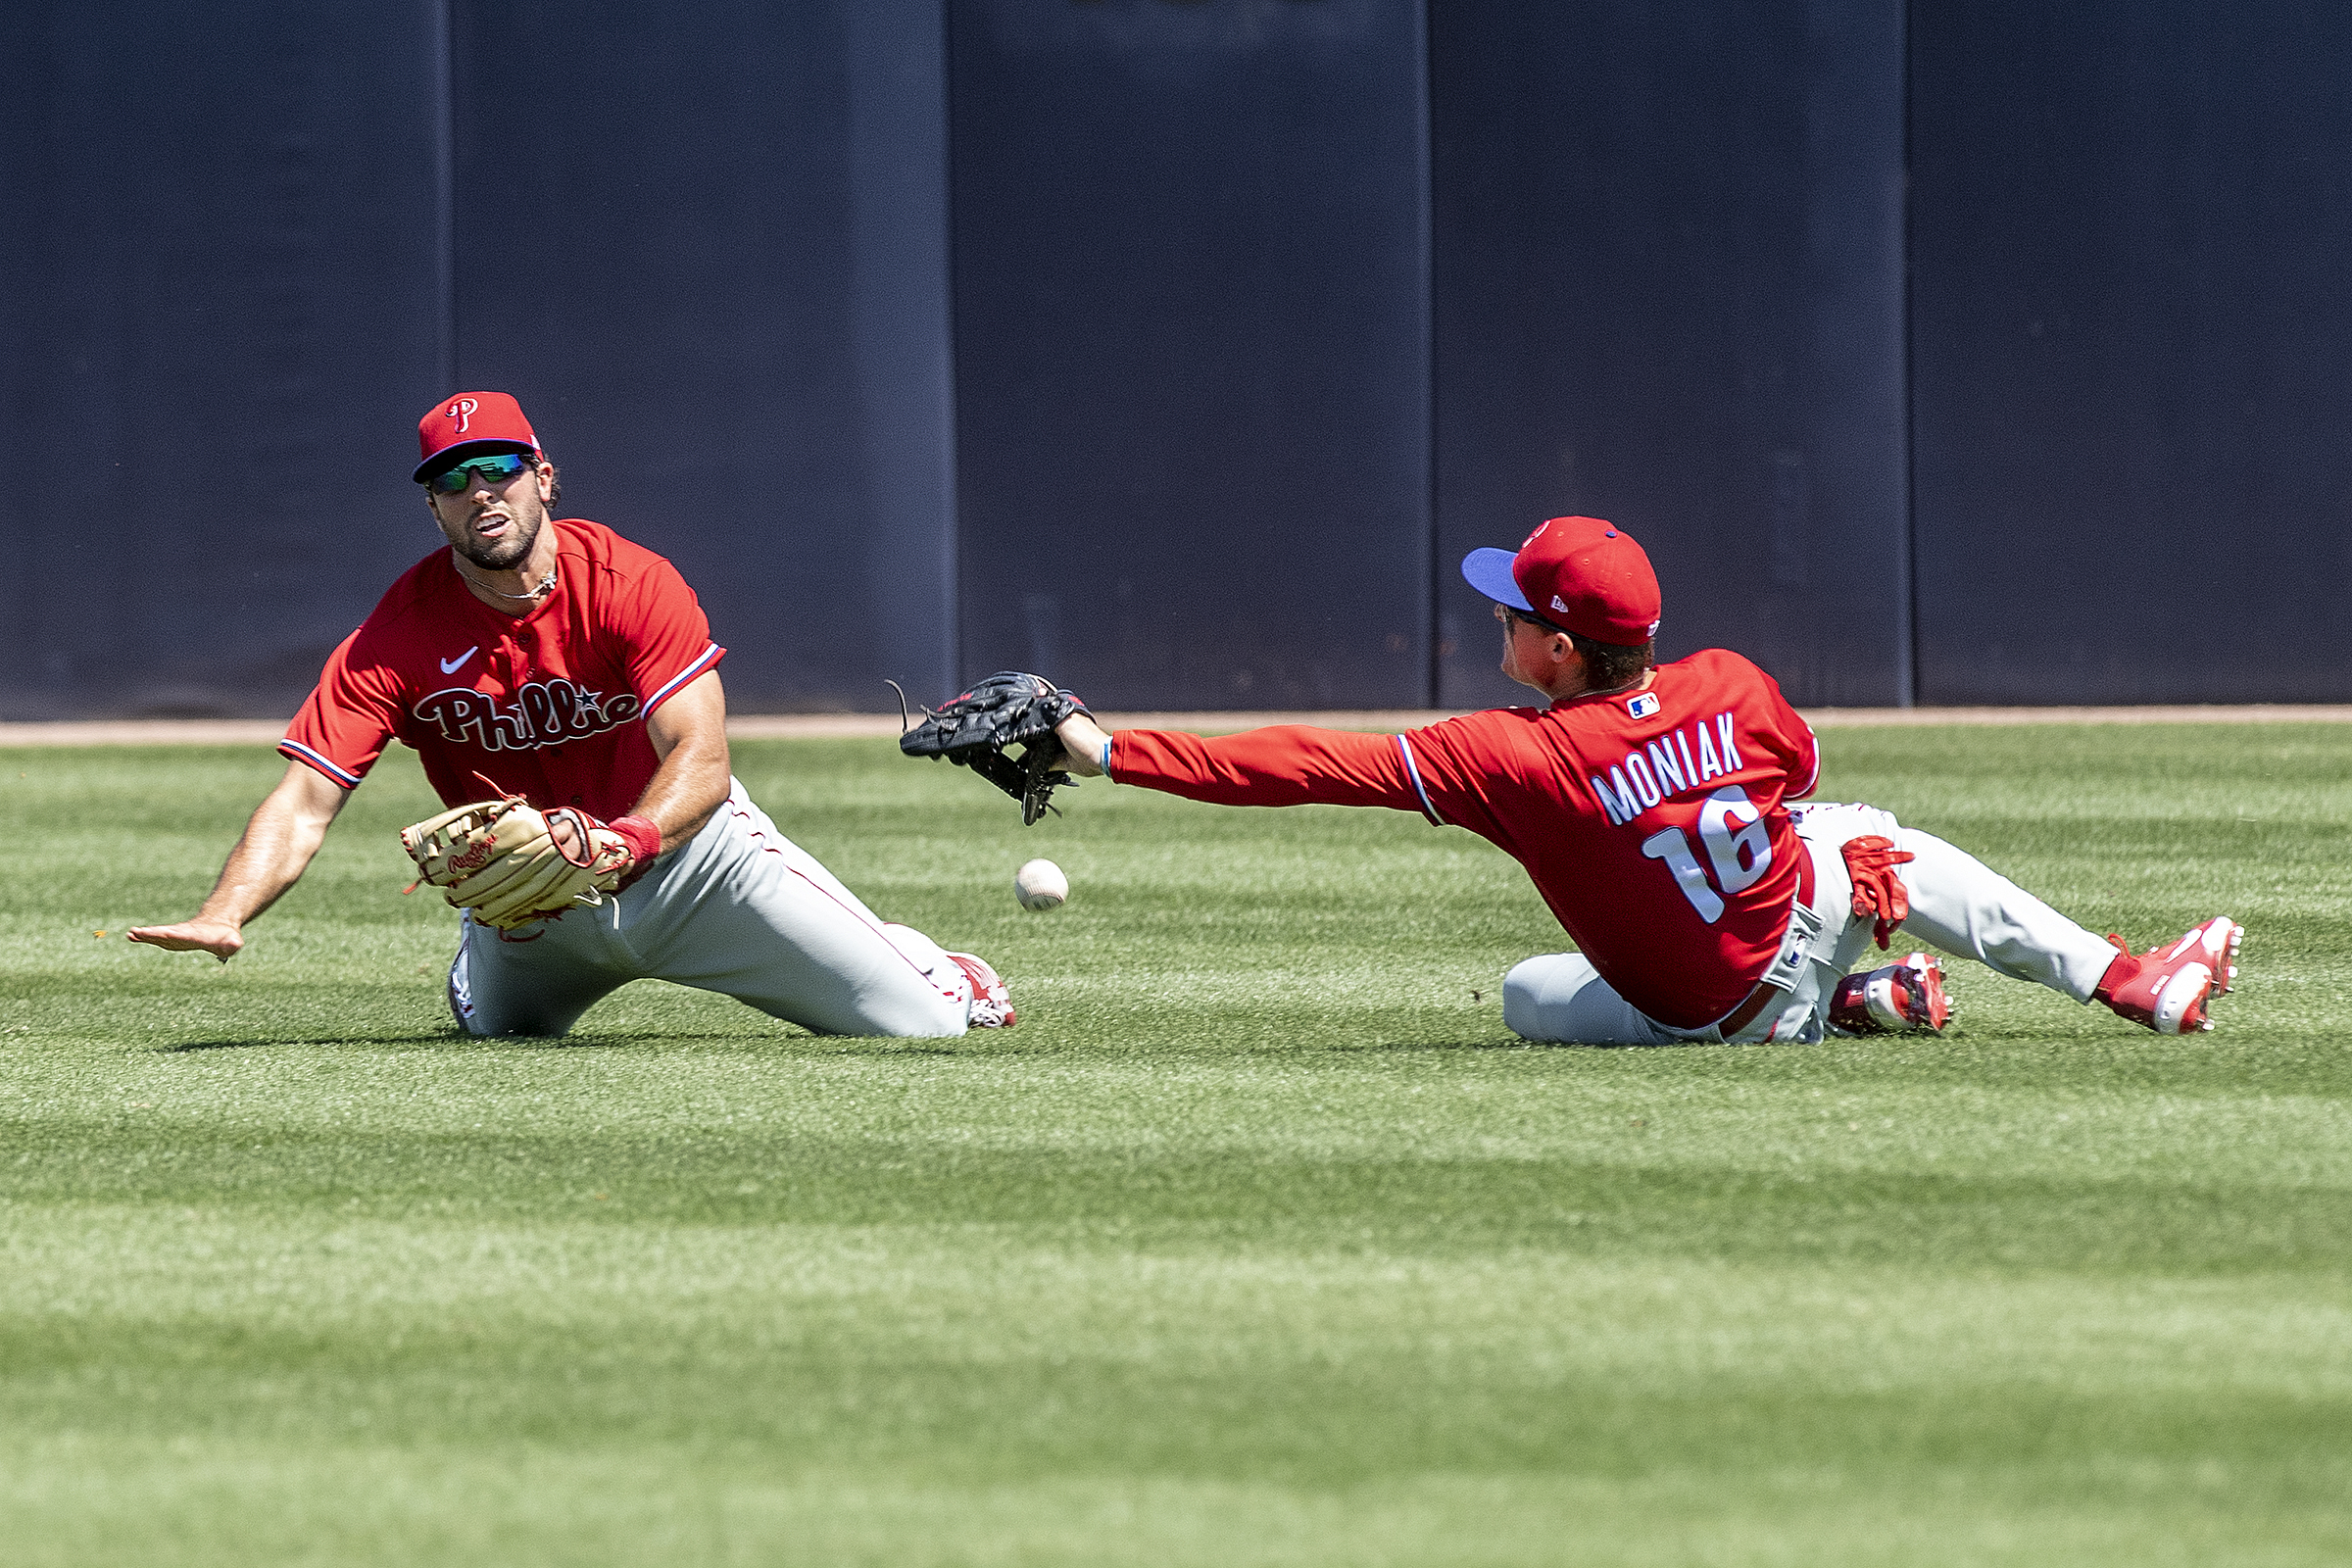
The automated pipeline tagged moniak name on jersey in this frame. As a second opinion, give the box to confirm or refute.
[1585,710,1744,827]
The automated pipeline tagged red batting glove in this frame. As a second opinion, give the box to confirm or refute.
[1841,834,1915,950]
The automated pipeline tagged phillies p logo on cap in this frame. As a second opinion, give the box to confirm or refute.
[414,391,541,482]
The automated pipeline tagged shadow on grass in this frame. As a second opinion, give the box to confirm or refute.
[1325,1038,1701,1054]
[155,1029,969,1057]
[157,1032,708,1054]
[548,1031,963,1056]
[157,1033,463,1054]
[1319,1038,1538,1054]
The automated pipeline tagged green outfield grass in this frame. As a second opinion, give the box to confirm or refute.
[2,724,2348,1566]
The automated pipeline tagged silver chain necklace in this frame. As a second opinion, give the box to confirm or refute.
[453,554,557,602]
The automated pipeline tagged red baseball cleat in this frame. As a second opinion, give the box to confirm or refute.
[1829,951,1954,1035]
[948,952,1016,1029]
[2096,917,2242,1034]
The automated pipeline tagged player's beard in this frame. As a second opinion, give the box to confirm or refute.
[454,497,543,572]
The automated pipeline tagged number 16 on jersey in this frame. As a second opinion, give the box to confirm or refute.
[1641,785,1773,923]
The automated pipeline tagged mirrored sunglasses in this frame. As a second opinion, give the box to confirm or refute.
[426,452,537,495]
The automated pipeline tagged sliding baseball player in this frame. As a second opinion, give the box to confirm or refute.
[131,392,1011,1038]
[908,516,2239,1044]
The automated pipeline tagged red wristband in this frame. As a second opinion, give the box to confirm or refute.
[610,814,662,866]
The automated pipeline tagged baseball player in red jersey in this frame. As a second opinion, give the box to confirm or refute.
[129,392,1011,1039]
[1039,516,2240,1044]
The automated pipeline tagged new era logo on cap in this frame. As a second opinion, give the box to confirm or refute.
[1457,516,1662,648]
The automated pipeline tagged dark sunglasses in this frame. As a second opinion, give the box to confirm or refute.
[1494,603,1572,636]
[425,452,537,495]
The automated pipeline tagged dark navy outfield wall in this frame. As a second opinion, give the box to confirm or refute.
[452,0,958,715]
[1432,0,1907,710]
[3,1,2349,718]
[950,0,1431,710]
[0,1,446,719]
[1909,1,2352,704]
[0,0,956,721]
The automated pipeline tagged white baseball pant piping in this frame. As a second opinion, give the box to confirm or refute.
[1501,802,2123,1046]
[447,778,972,1038]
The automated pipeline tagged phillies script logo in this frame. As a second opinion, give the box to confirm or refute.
[414,678,642,752]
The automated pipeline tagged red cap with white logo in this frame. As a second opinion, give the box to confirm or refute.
[414,391,541,483]
[1459,515,1662,647]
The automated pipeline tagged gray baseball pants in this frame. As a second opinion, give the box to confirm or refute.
[1501,802,2123,1046]
[447,778,972,1038]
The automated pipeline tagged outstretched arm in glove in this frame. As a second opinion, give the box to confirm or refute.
[127,761,353,961]
[900,671,1093,824]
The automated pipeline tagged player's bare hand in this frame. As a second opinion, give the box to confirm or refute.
[126,921,244,962]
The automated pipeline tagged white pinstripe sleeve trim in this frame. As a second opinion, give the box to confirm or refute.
[1396,734,1446,826]
[643,642,722,712]
[278,739,364,789]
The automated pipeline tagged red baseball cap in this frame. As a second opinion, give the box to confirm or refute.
[1459,515,1662,647]
[414,391,541,482]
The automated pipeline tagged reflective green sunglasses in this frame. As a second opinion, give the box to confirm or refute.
[425,452,537,495]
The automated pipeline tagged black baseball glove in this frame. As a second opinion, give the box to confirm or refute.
[898,671,1093,825]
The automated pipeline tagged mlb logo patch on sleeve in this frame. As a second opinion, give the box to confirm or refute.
[1627,692,1660,719]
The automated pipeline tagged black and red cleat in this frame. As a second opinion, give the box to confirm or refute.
[2096,917,2242,1034]
[1829,952,1955,1035]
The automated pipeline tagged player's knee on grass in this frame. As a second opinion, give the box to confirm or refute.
[446,976,599,1039]
[1501,956,1559,1040]
[1502,954,1665,1046]
[446,935,609,1038]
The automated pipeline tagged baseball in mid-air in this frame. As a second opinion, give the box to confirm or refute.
[1014,858,1068,912]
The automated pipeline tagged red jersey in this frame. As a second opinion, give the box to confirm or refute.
[1108,649,1821,1028]
[280,517,725,819]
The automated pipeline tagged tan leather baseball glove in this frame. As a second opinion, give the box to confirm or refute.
[399,797,635,929]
